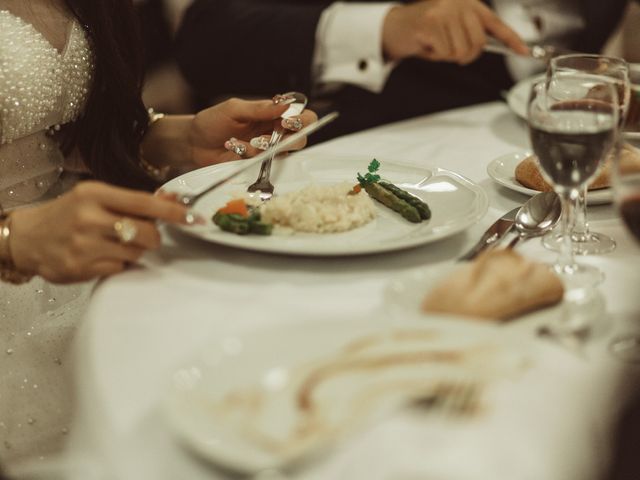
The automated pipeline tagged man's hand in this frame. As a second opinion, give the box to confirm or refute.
[383,0,528,65]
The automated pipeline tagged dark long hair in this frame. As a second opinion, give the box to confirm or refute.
[63,0,157,190]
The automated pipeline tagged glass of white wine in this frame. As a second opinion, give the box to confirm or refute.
[528,74,619,289]
[544,54,630,256]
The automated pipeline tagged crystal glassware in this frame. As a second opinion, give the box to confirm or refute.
[527,75,619,289]
[543,54,630,256]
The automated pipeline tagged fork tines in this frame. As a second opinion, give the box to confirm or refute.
[409,381,483,417]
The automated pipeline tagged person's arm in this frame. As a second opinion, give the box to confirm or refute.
[175,0,330,98]
[314,2,398,94]
[7,184,191,284]
[139,98,317,171]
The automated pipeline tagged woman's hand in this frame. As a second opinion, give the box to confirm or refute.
[190,97,318,167]
[9,181,192,284]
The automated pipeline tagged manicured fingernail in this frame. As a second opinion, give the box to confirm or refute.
[185,212,206,225]
[224,138,247,157]
[250,136,271,151]
[272,93,296,105]
[282,117,303,131]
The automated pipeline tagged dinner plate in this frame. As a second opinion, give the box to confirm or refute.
[163,317,526,474]
[623,131,640,141]
[161,155,488,256]
[507,75,640,141]
[506,74,545,120]
[383,262,606,332]
[487,151,613,205]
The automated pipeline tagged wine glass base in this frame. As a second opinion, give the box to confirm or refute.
[542,231,617,255]
[609,336,640,363]
[552,263,604,291]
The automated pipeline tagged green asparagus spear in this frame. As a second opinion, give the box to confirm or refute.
[213,210,273,236]
[363,183,421,223]
[249,221,273,235]
[379,181,431,220]
[213,213,251,235]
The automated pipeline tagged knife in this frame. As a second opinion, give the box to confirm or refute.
[458,206,520,261]
[177,111,340,207]
[483,39,575,63]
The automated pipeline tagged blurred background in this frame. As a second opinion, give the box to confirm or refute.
[136,0,640,114]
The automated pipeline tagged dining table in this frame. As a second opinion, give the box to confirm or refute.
[63,101,640,480]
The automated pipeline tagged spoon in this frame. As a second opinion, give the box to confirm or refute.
[247,92,308,200]
[508,191,562,249]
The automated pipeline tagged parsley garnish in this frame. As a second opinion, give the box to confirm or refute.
[357,159,381,186]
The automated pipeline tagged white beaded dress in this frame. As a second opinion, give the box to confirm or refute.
[0,1,94,467]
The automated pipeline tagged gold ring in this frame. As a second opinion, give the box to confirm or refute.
[113,218,138,244]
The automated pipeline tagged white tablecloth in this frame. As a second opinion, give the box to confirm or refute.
[64,102,640,480]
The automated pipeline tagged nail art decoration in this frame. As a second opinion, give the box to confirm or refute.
[250,136,271,151]
[224,137,247,157]
[282,117,303,131]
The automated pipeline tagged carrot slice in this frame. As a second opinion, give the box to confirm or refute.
[349,184,362,195]
[217,199,249,217]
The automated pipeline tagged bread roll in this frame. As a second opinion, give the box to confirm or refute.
[515,144,640,192]
[422,250,564,321]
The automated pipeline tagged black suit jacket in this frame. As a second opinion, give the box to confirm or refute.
[176,0,630,142]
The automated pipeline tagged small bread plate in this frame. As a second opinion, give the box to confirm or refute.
[487,151,613,205]
[506,74,545,120]
[384,262,606,338]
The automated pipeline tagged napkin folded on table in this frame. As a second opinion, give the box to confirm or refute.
[422,250,564,321]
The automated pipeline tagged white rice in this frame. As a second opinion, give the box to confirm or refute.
[260,182,376,233]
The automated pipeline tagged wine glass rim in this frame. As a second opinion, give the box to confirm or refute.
[527,77,620,130]
[552,53,629,65]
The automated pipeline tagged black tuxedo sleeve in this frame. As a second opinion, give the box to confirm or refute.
[176,0,331,98]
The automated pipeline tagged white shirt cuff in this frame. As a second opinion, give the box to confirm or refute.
[314,2,398,94]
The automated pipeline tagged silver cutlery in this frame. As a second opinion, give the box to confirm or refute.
[459,206,519,261]
[409,381,483,417]
[176,112,339,208]
[247,92,308,200]
[460,192,562,260]
[507,191,561,249]
[483,39,574,63]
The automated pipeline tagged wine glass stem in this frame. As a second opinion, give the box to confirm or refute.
[557,190,577,273]
[572,185,590,242]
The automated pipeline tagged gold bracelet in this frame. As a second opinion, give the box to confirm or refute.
[0,215,34,285]
[141,108,170,182]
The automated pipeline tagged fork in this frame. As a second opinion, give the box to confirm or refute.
[409,381,483,417]
[247,92,308,201]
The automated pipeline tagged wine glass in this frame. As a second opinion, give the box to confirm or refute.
[527,75,619,289]
[543,54,630,256]
[609,137,640,362]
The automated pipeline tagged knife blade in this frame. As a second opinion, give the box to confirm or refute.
[459,206,520,261]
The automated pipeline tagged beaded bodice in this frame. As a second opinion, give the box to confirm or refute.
[0,8,93,208]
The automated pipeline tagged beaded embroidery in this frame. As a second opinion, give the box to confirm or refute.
[0,10,93,145]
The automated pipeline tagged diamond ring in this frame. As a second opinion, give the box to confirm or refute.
[113,218,138,244]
